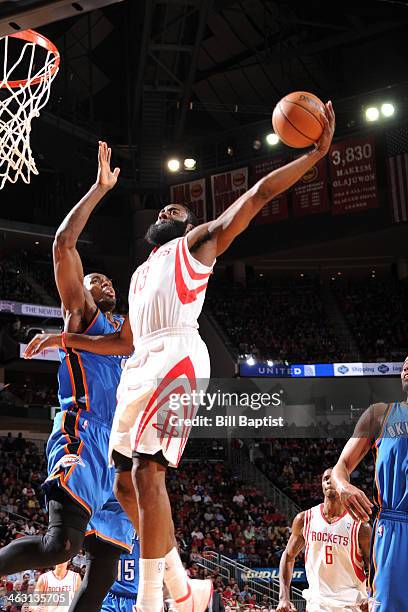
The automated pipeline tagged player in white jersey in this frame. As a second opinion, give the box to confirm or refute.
[34,561,81,612]
[24,103,335,612]
[277,469,371,612]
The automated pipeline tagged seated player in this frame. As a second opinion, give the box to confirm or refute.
[277,468,370,612]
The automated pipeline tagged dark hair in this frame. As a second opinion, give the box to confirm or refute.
[181,205,199,227]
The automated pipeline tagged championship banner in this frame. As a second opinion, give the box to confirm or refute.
[170,178,207,224]
[211,167,248,218]
[251,158,288,224]
[292,156,328,217]
[329,134,378,215]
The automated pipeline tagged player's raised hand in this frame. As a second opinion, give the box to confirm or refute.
[276,599,297,612]
[315,100,335,157]
[338,482,373,522]
[96,140,120,191]
[23,333,63,359]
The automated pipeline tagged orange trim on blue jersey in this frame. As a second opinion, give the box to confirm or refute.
[373,402,394,448]
[85,529,132,552]
[373,444,383,511]
[83,308,100,334]
[59,477,92,515]
[65,440,84,482]
[61,411,71,444]
[64,353,79,409]
[72,349,90,411]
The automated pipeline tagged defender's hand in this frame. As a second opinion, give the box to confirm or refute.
[23,333,63,359]
[96,140,120,191]
[338,482,373,522]
[315,100,335,157]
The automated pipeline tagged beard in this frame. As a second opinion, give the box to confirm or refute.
[145,219,188,246]
[97,296,116,313]
[402,379,408,394]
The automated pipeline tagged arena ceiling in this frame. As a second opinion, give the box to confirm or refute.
[1,0,408,217]
[2,0,408,149]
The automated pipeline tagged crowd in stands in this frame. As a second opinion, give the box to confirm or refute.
[332,277,408,361]
[0,254,128,313]
[0,434,48,550]
[0,265,41,306]
[254,437,373,509]
[205,278,344,364]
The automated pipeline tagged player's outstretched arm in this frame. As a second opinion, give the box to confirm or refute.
[23,314,134,358]
[53,141,120,330]
[332,403,388,521]
[187,102,334,264]
[276,512,305,612]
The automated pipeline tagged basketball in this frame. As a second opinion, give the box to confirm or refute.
[272,91,326,148]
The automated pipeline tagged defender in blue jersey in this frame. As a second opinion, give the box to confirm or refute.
[332,360,408,612]
[0,142,133,612]
[101,535,140,612]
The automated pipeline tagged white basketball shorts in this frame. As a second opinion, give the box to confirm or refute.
[109,327,210,468]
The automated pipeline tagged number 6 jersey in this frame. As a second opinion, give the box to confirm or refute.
[302,504,367,608]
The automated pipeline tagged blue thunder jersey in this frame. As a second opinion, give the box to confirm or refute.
[57,308,124,428]
[43,308,133,552]
[111,536,140,596]
[370,401,408,611]
[101,537,140,612]
[373,401,408,512]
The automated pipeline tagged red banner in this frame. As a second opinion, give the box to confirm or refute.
[292,157,328,217]
[252,158,289,224]
[329,134,378,215]
[169,178,207,223]
[211,167,248,218]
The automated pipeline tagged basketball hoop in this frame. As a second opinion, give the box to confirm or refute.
[0,29,60,189]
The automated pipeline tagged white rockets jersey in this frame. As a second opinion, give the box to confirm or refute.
[38,569,80,612]
[128,236,214,342]
[303,504,367,608]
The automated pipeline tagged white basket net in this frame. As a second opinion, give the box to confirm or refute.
[0,32,60,189]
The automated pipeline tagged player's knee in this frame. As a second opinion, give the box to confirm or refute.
[132,457,165,503]
[114,472,135,507]
[43,527,83,561]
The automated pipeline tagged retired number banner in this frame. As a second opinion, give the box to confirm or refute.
[329,135,378,215]
[292,157,328,217]
[170,178,207,223]
[252,158,289,224]
[211,167,248,218]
